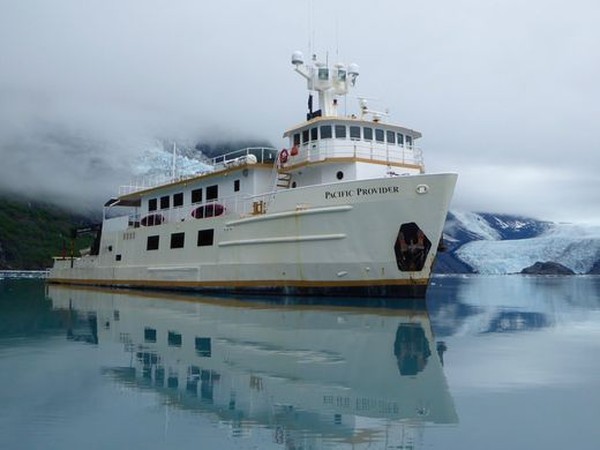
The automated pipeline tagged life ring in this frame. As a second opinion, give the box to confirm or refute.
[279,149,289,164]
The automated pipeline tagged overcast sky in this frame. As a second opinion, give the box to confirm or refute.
[1,0,598,222]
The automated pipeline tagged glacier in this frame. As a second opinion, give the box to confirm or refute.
[456,223,600,274]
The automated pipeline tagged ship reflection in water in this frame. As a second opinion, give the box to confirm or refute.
[48,285,457,448]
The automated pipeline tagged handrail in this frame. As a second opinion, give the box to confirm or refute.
[284,141,424,169]
[119,147,278,196]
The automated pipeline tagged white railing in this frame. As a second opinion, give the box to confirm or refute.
[119,147,278,196]
[285,141,424,169]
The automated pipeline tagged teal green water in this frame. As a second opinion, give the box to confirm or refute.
[1,275,599,450]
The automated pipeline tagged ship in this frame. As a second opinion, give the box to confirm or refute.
[47,51,457,298]
[48,285,458,447]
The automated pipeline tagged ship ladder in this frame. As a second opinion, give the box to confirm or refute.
[276,171,292,189]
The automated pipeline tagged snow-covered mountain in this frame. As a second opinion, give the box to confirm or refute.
[438,211,600,275]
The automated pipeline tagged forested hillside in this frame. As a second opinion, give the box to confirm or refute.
[0,196,94,270]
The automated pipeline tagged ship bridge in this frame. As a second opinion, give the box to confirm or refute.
[276,52,425,189]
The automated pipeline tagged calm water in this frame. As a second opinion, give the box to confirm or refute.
[1,275,599,450]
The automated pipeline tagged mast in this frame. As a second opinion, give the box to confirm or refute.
[171,142,177,181]
[291,51,359,119]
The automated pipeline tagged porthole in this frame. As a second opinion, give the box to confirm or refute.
[336,171,344,180]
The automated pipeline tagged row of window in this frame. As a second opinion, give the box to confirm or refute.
[143,328,212,356]
[293,125,413,147]
[146,229,215,250]
[147,180,240,212]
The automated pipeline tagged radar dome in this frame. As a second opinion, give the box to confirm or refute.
[348,63,360,76]
[291,51,304,66]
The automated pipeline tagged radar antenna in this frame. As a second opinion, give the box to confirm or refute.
[291,51,359,119]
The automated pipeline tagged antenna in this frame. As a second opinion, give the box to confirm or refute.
[335,13,339,61]
[307,0,314,57]
[171,142,177,180]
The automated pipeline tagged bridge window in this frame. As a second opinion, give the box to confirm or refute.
[310,127,318,141]
[302,129,309,143]
[363,127,373,140]
[386,130,396,144]
[397,133,404,146]
[320,125,332,139]
[191,188,202,204]
[293,133,301,146]
[335,125,346,138]
[350,126,361,139]
[206,185,218,200]
[375,129,385,142]
[406,135,413,147]
[148,198,157,212]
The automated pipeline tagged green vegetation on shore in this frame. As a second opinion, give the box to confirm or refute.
[0,196,94,270]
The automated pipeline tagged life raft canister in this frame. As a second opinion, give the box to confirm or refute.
[279,148,289,164]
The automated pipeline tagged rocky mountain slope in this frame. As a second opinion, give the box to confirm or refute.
[435,211,600,274]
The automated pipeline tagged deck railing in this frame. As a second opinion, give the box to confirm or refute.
[285,141,424,170]
[119,147,278,196]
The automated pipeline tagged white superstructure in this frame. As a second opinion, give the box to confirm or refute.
[48,51,457,298]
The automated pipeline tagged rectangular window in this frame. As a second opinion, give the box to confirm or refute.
[191,188,202,204]
[293,133,301,146]
[302,129,309,143]
[363,127,373,140]
[234,179,240,192]
[206,185,218,200]
[335,125,346,138]
[195,337,212,357]
[155,367,165,385]
[144,327,157,343]
[160,195,170,210]
[406,135,413,147]
[375,129,385,142]
[148,198,157,212]
[170,232,185,249]
[397,133,404,146]
[173,192,183,207]
[386,130,396,144]
[168,331,182,347]
[310,127,318,141]
[197,229,214,247]
[320,125,332,139]
[146,235,159,251]
[115,254,122,261]
[350,126,361,139]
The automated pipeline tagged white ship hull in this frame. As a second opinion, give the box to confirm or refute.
[48,173,456,298]
[49,52,457,299]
